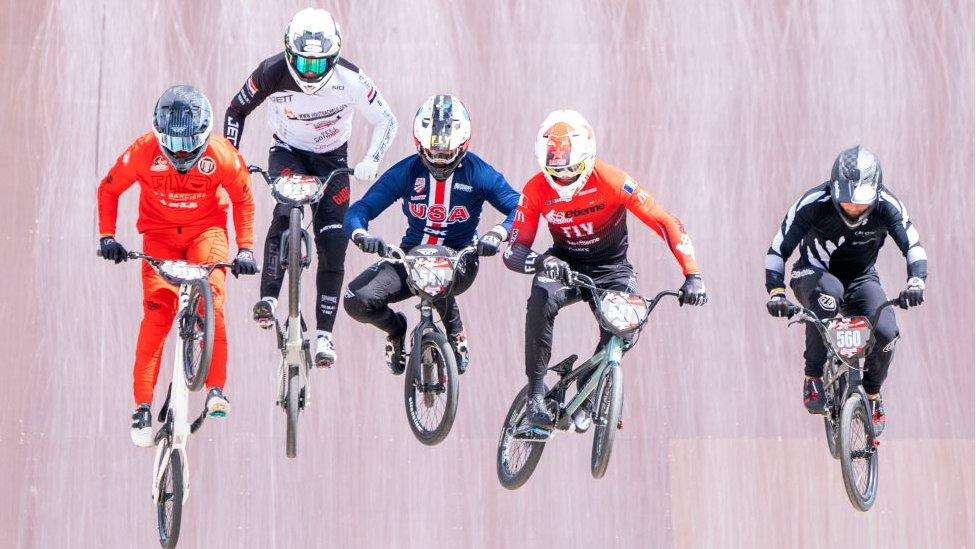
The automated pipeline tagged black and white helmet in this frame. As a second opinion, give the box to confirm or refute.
[284,8,341,95]
[152,85,213,174]
[830,145,882,227]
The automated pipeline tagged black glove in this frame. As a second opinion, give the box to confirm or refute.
[231,248,258,277]
[99,236,128,263]
[535,254,572,286]
[898,277,925,309]
[678,274,708,306]
[766,290,795,318]
[353,231,387,255]
[477,230,504,257]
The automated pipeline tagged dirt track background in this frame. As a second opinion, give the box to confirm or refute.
[0,1,972,547]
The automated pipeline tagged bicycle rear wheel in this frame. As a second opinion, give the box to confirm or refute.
[496,385,549,489]
[839,394,879,511]
[404,331,459,446]
[285,365,300,458]
[591,364,623,479]
[156,450,183,548]
[181,278,214,391]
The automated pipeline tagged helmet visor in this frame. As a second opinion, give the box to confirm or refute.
[833,179,878,205]
[157,132,208,154]
[291,54,331,79]
[544,161,586,182]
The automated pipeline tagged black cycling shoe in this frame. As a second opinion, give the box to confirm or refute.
[526,394,554,428]
[252,298,275,329]
[803,377,827,414]
[870,396,886,436]
[385,313,408,375]
[451,331,469,375]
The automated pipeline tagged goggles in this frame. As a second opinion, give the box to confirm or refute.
[291,54,331,78]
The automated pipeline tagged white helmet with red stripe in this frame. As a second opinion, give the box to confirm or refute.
[535,110,596,200]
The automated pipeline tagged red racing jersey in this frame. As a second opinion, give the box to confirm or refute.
[503,159,699,275]
[97,132,255,249]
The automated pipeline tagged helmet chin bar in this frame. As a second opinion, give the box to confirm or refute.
[833,200,875,228]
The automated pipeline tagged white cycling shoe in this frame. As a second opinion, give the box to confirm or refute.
[315,331,337,368]
[206,388,231,418]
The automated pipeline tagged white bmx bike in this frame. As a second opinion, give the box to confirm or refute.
[102,249,233,547]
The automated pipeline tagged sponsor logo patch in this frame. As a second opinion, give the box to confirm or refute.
[197,157,216,175]
[150,155,169,172]
[453,182,473,192]
[414,177,426,193]
[817,294,837,311]
[882,335,900,352]
[792,268,815,279]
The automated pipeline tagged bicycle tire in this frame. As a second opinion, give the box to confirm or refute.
[403,331,459,446]
[286,365,300,458]
[181,278,214,391]
[156,450,183,549]
[591,364,623,479]
[496,385,548,490]
[822,363,841,459]
[839,394,879,511]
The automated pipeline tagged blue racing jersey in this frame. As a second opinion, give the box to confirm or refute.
[345,152,519,249]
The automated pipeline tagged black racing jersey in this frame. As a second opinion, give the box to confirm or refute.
[224,53,396,160]
[764,182,928,292]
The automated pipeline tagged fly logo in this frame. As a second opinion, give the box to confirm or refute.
[408,203,470,223]
[560,223,594,238]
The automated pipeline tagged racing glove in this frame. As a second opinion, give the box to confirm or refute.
[99,236,128,264]
[534,254,573,286]
[766,288,795,318]
[231,248,258,277]
[353,160,379,182]
[678,274,708,306]
[352,230,387,255]
[476,228,505,257]
[898,277,925,309]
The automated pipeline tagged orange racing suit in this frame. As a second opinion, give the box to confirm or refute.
[97,132,255,404]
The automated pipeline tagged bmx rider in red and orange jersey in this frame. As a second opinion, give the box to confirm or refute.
[97,85,258,447]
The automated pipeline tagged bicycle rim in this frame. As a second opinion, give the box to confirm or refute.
[404,333,458,446]
[181,279,213,391]
[496,385,547,490]
[839,395,879,511]
[156,450,183,548]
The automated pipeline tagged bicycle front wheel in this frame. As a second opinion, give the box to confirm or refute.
[839,394,879,511]
[181,278,214,391]
[403,331,459,446]
[591,364,623,479]
[156,450,183,548]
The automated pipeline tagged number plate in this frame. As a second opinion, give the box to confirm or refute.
[825,316,872,359]
[598,291,649,334]
[408,256,454,297]
[273,175,323,203]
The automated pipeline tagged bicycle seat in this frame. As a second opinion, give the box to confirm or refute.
[548,354,578,375]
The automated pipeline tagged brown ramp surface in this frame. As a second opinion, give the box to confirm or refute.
[1,1,972,547]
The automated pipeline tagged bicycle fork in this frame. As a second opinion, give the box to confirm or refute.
[152,286,193,505]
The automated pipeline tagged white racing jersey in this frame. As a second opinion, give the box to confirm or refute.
[224,53,397,161]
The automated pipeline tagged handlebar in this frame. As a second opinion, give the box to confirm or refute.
[248,164,354,188]
[97,250,234,272]
[570,271,682,315]
[787,297,901,329]
[380,244,478,265]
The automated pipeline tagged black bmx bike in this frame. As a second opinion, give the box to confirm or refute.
[496,271,683,489]
[369,243,478,445]
[785,297,904,511]
[248,165,353,458]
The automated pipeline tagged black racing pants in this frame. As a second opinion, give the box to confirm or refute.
[260,140,351,332]
[524,261,638,389]
[789,266,899,394]
[343,250,480,337]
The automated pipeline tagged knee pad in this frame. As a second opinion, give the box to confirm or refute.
[342,289,375,320]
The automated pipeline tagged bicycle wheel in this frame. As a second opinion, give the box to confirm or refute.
[156,450,183,549]
[404,331,459,446]
[591,364,624,479]
[496,385,548,490]
[839,394,879,511]
[285,365,300,458]
[181,278,214,391]
[822,363,840,459]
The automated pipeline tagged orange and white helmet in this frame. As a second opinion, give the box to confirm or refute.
[535,110,596,200]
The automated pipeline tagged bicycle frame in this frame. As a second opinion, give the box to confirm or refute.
[538,274,680,432]
[383,244,477,378]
